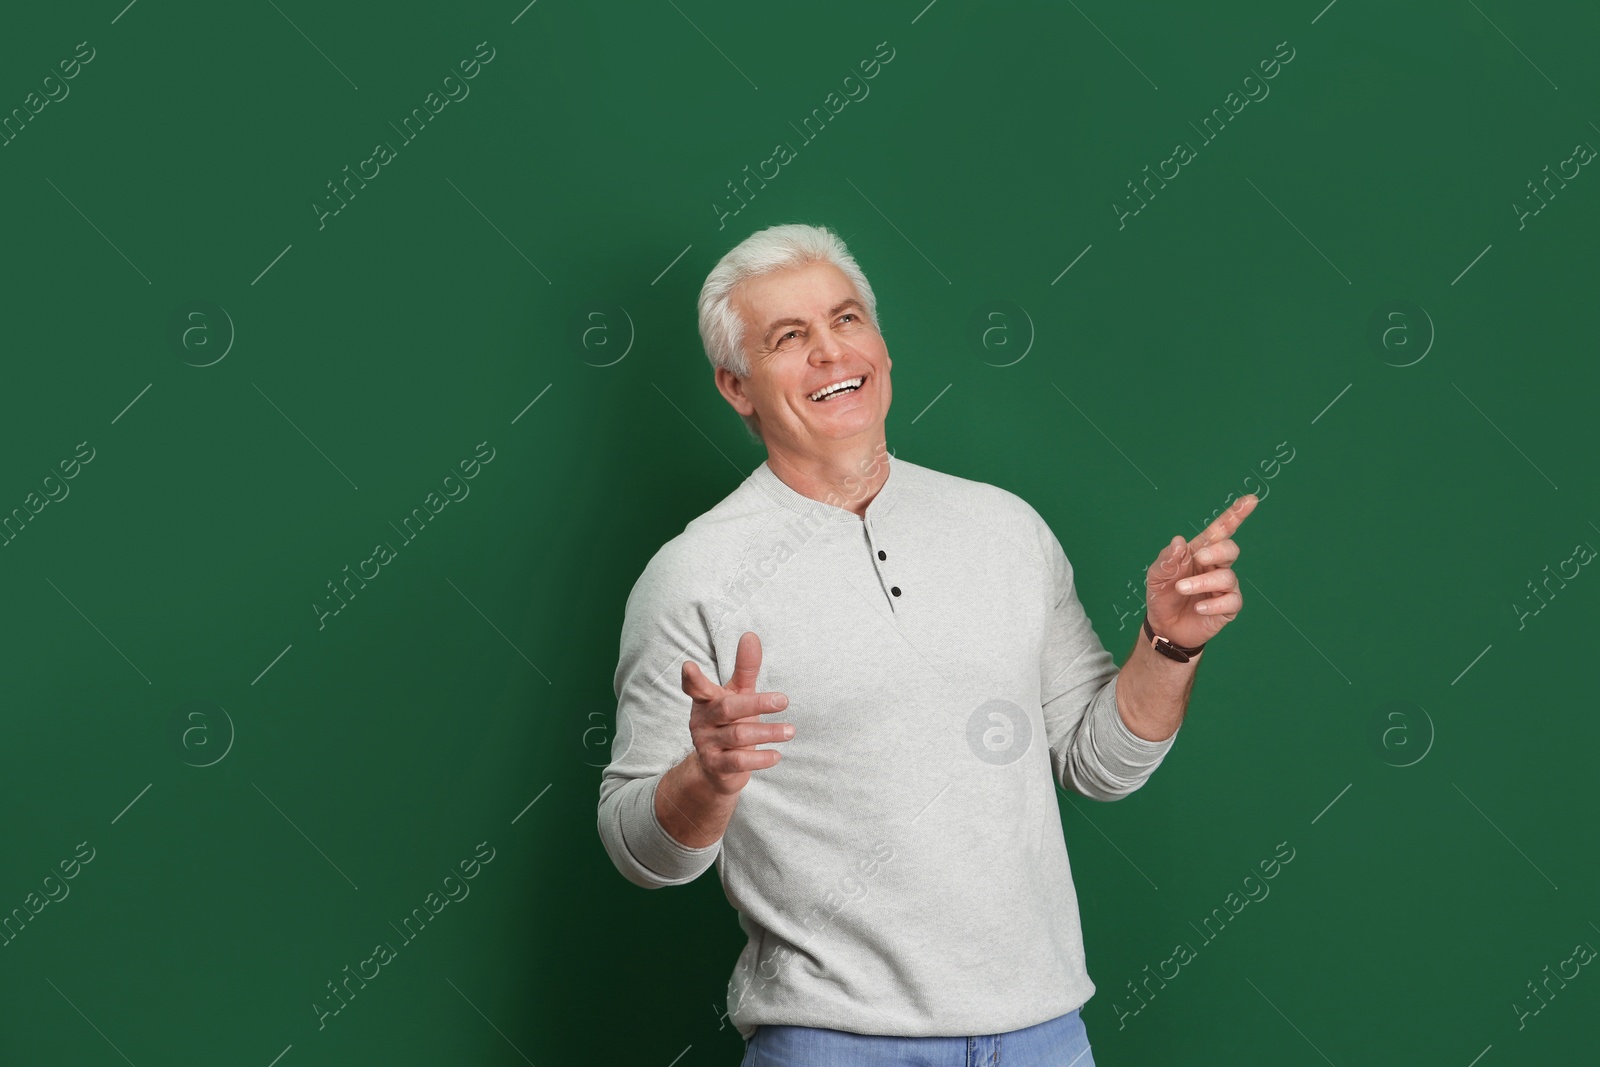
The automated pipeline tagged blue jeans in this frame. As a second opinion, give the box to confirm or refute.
[739,1007,1096,1066]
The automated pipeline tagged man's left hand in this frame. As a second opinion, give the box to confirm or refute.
[1144,494,1259,650]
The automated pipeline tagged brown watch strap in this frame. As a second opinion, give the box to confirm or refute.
[1143,613,1205,662]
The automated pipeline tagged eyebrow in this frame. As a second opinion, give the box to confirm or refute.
[761,298,867,346]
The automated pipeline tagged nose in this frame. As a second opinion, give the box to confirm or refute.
[810,324,848,363]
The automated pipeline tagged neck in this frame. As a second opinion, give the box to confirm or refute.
[764,437,891,518]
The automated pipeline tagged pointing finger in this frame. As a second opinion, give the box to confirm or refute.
[727,631,763,694]
[1192,494,1259,552]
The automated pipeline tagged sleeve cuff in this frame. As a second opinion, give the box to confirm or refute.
[615,773,722,887]
[1095,672,1179,770]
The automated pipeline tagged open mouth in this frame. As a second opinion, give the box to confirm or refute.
[807,374,866,402]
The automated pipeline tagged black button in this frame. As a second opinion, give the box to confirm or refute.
[878,550,887,560]
[891,586,901,597]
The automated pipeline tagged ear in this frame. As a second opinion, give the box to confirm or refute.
[714,366,756,418]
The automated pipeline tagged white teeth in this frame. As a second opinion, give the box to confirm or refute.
[809,376,864,401]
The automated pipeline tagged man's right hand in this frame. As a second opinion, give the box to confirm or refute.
[682,630,794,797]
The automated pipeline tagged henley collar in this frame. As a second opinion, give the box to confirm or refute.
[750,450,902,525]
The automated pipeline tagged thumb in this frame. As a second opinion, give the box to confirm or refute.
[1156,535,1187,580]
[681,659,722,702]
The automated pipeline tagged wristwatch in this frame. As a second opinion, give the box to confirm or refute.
[1143,613,1205,663]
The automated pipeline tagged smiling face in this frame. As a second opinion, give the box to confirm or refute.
[715,259,893,458]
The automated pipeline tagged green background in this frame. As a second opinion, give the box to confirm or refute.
[2,0,1596,1063]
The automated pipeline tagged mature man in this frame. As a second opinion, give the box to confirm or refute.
[597,223,1256,1065]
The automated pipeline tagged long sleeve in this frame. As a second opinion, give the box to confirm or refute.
[1035,515,1179,801]
[597,545,724,889]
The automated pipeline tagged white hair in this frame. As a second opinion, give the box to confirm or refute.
[697,223,880,442]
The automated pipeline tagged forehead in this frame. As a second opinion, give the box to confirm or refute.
[732,260,859,324]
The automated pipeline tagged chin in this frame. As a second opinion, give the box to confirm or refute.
[814,417,884,441]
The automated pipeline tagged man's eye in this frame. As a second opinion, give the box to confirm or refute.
[779,330,799,343]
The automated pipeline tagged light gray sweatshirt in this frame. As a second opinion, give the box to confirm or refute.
[597,453,1179,1039]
